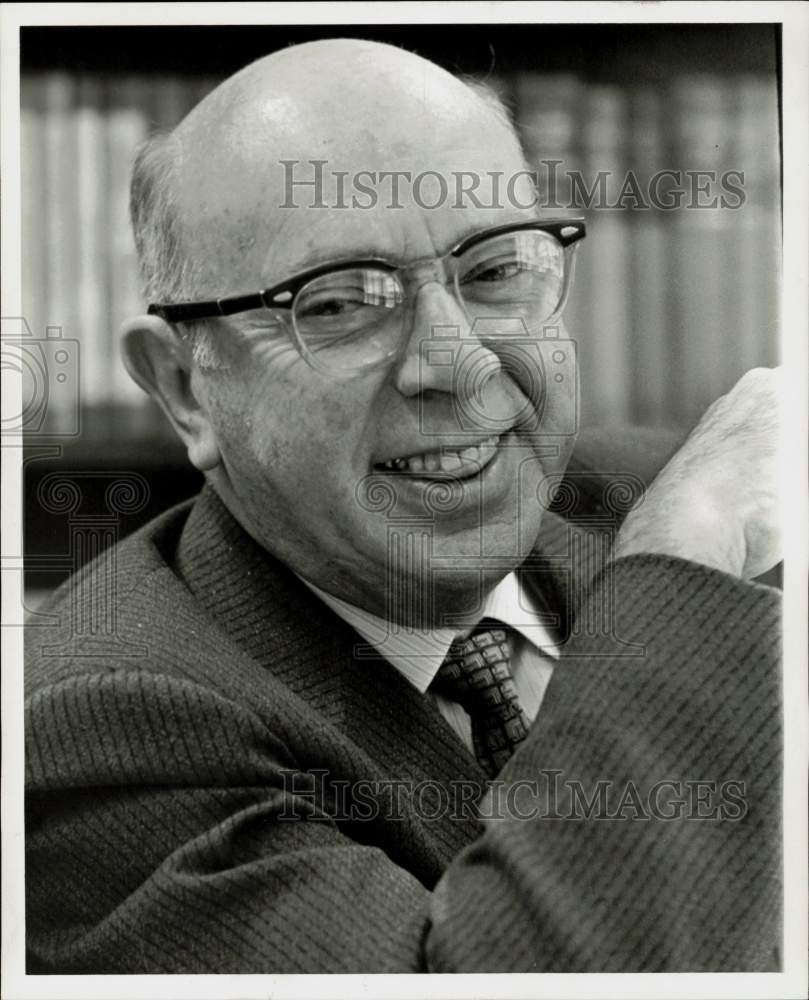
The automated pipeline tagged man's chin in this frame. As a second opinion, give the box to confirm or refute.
[407,517,543,623]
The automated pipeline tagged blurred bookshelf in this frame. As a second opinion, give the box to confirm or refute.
[18,24,781,589]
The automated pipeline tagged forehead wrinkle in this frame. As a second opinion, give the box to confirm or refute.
[258,217,435,284]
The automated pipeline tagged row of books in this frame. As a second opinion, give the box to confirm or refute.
[506,71,780,427]
[18,69,780,440]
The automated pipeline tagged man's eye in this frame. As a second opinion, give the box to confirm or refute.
[464,261,523,284]
[297,295,363,320]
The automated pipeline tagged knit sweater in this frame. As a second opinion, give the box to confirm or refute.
[25,483,782,973]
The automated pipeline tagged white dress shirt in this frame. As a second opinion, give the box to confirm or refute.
[301,572,559,753]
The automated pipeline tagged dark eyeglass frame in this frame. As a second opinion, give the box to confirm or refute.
[147,218,586,324]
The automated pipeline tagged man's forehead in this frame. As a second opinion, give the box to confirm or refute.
[183,148,536,291]
[174,106,523,216]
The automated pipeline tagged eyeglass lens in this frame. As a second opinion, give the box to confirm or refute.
[292,228,569,371]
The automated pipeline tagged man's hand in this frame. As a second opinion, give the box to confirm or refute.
[614,367,782,579]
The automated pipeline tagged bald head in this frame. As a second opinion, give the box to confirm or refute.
[177,38,513,170]
[131,39,524,312]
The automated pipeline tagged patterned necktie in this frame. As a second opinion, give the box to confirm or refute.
[432,619,530,777]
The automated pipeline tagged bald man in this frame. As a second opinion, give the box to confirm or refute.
[25,40,781,973]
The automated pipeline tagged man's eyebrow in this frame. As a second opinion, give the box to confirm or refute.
[268,221,538,282]
[278,246,395,273]
[451,222,522,251]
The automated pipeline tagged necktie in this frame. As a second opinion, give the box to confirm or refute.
[432,620,530,777]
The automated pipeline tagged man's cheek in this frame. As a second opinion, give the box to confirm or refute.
[536,362,578,438]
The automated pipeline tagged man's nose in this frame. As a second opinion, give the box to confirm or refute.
[391,281,502,399]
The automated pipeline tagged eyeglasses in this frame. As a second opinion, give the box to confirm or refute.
[148,218,586,375]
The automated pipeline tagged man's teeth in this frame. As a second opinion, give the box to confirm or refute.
[380,436,500,474]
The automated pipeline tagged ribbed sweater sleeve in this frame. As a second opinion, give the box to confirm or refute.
[25,553,781,973]
[27,671,429,972]
[425,555,781,971]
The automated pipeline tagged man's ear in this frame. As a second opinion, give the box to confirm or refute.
[121,314,222,472]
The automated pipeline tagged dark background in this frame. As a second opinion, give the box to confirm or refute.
[21,23,779,78]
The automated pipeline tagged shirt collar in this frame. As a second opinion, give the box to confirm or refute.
[299,571,559,695]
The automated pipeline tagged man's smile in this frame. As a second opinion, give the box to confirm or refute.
[373,434,501,479]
